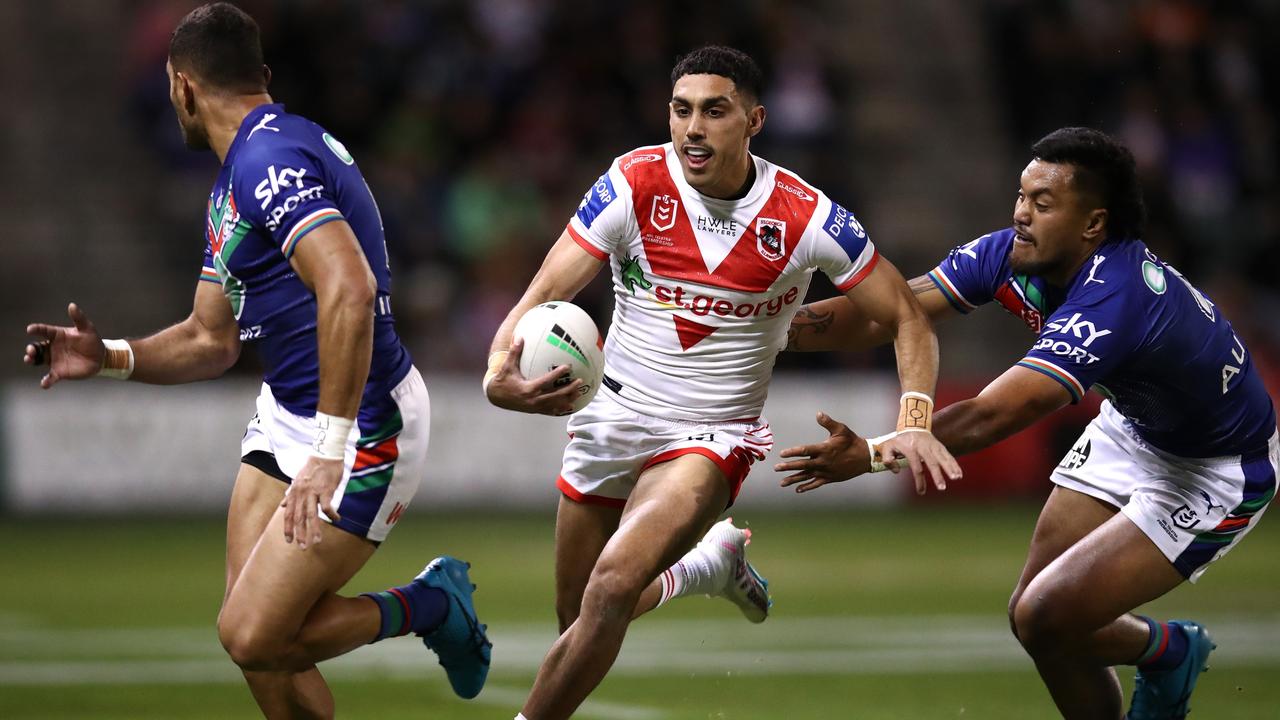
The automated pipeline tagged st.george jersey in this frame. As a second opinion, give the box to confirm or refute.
[200,103,411,417]
[568,144,879,422]
[929,228,1276,457]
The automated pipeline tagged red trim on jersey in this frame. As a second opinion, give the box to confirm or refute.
[622,157,819,293]
[567,224,609,261]
[641,447,750,504]
[556,475,627,508]
[835,250,881,292]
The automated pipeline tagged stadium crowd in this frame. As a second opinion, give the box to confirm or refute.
[118,0,1278,384]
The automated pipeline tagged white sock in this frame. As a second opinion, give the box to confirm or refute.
[515,715,529,720]
[656,543,726,607]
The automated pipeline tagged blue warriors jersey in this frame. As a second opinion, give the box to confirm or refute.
[200,104,411,417]
[929,228,1276,458]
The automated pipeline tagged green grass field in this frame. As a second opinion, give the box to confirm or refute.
[3,506,1278,718]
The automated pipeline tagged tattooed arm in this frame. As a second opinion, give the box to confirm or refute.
[786,275,959,352]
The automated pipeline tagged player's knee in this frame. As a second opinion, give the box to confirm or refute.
[1007,586,1025,641]
[579,561,647,624]
[218,615,286,671]
[1011,592,1072,655]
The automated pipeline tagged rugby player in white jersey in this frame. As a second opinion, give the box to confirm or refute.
[23,4,489,717]
[484,46,961,720]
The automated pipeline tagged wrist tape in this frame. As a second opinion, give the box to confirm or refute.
[312,412,354,460]
[98,339,134,380]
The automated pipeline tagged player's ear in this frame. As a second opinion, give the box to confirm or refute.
[747,104,766,138]
[1083,208,1107,241]
[178,72,197,115]
[262,64,272,89]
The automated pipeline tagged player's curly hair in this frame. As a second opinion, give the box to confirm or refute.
[1031,127,1147,241]
[671,46,764,105]
[169,2,266,93]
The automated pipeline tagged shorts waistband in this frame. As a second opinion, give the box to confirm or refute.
[601,376,761,427]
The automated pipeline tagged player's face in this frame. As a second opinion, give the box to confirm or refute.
[1009,160,1104,280]
[669,74,764,198]
[166,60,210,151]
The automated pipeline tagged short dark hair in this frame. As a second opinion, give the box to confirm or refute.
[1031,127,1146,241]
[670,45,763,104]
[169,2,266,92]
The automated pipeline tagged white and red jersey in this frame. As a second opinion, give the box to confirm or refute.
[566,144,879,422]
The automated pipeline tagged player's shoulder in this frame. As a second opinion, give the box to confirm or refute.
[614,143,669,174]
[1065,239,1151,308]
[756,155,820,207]
[937,228,1013,278]
[235,108,340,168]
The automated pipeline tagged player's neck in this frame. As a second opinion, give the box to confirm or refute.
[704,155,756,201]
[1048,240,1105,287]
[206,93,275,163]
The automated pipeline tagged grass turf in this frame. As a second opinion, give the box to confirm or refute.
[2,505,1277,718]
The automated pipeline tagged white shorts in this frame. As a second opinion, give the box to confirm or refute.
[558,390,774,508]
[1052,401,1278,582]
[241,366,430,542]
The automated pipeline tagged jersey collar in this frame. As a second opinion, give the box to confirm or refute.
[224,103,287,166]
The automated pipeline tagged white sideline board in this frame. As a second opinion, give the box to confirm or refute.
[1,373,904,512]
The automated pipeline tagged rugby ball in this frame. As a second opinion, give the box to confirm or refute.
[513,301,606,413]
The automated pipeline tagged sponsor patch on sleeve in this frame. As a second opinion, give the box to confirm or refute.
[821,202,869,260]
[575,172,617,229]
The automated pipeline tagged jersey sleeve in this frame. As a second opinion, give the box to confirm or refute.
[807,195,880,292]
[232,141,345,259]
[200,241,220,284]
[565,158,634,260]
[926,230,1013,313]
[1018,283,1142,403]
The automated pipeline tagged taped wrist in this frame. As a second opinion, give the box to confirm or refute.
[482,350,508,393]
[866,432,908,473]
[896,391,934,433]
[98,339,134,380]
[312,412,354,460]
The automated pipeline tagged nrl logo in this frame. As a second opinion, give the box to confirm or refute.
[620,254,652,296]
[756,217,786,261]
[651,194,678,231]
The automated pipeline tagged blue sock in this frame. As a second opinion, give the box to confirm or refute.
[1135,616,1189,671]
[362,582,449,642]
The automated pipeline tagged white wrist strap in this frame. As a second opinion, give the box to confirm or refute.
[312,412,355,460]
[98,339,134,380]
[867,431,908,473]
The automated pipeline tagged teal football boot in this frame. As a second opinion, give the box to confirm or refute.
[1126,620,1216,720]
[417,557,492,699]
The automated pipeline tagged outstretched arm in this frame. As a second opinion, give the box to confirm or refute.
[821,259,961,486]
[931,365,1071,455]
[777,365,1070,494]
[484,228,606,415]
[24,281,241,389]
[786,274,959,353]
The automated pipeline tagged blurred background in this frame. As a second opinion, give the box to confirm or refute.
[2,1,1279,718]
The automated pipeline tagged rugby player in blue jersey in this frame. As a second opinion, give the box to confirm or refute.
[778,127,1277,719]
[22,4,489,716]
